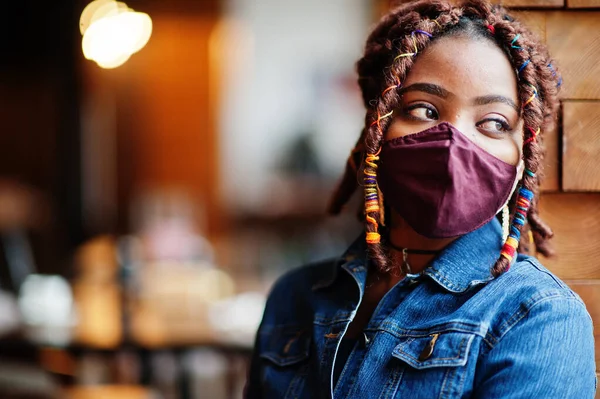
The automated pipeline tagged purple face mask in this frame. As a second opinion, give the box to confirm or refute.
[377,122,518,238]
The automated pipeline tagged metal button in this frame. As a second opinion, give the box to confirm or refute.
[418,333,440,361]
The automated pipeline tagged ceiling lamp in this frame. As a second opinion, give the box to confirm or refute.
[80,0,152,69]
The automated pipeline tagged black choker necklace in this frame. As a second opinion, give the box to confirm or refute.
[387,242,442,274]
[387,242,443,255]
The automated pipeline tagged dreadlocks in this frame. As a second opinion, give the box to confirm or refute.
[328,0,561,278]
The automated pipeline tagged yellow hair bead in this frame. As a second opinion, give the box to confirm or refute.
[505,236,519,249]
[366,232,381,244]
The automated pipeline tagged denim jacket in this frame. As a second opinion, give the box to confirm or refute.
[245,217,596,398]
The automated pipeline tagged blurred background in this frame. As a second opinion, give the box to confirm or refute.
[3,0,600,398]
[0,0,378,398]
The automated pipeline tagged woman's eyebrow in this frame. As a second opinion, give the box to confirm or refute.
[473,95,518,112]
[397,83,451,99]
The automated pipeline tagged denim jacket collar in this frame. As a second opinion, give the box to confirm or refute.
[312,217,502,293]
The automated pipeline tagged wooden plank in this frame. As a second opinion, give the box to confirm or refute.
[562,101,600,191]
[540,122,559,192]
[503,0,563,9]
[563,281,600,369]
[567,0,600,8]
[547,12,600,99]
[512,11,547,42]
[537,194,600,279]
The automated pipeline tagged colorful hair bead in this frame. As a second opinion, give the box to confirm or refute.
[518,59,530,74]
[548,63,563,87]
[499,187,534,265]
[524,127,540,145]
[487,24,495,34]
[525,168,536,178]
[511,34,521,49]
[382,77,402,96]
[414,29,432,38]
[370,110,394,131]
[500,236,519,262]
[393,30,432,61]
[366,231,381,244]
[519,187,534,201]
[364,144,383,244]
[522,84,538,109]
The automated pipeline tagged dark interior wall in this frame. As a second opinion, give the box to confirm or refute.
[0,0,82,276]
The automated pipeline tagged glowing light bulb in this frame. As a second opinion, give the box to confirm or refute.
[80,0,152,69]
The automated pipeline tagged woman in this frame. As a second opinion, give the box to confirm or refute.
[245,0,596,397]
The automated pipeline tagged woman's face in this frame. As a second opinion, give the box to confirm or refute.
[386,34,524,168]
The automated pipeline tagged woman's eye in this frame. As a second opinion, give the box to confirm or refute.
[404,105,438,121]
[478,119,510,133]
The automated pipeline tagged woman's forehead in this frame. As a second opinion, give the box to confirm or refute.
[402,35,519,102]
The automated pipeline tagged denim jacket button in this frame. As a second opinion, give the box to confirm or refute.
[418,333,440,361]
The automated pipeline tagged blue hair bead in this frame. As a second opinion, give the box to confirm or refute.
[518,59,531,74]
[519,187,534,201]
[548,63,563,88]
[413,29,433,38]
[525,169,536,178]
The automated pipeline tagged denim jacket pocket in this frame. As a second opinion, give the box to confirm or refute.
[392,331,475,369]
[260,326,311,366]
[258,326,312,398]
[386,331,477,399]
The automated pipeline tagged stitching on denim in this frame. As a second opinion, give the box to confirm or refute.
[523,258,570,290]
[378,365,404,399]
[394,336,469,366]
[439,359,460,399]
[426,269,461,291]
[260,352,309,366]
[345,346,370,398]
[314,313,354,326]
[491,296,584,349]
[318,336,335,388]
[495,292,566,338]
[260,328,311,366]
[333,341,360,398]
[482,332,497,349]
[283,363,309,399]
[371,321,485,340]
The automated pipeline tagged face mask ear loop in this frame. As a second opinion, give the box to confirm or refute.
[501,204,510,244]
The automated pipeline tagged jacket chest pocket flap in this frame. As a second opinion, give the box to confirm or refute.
[260,327,311,367]
[392,331,475,369]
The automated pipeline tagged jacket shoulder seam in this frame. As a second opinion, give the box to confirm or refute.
[486,295,587,350]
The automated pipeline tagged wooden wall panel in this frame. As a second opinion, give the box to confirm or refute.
[541,122,559,192]
[501,0,563,9]
[547,12,600,100]
[538,194,600,279]
[513,11,547,42]
[567,0,600,8]
[562,101,600,191]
